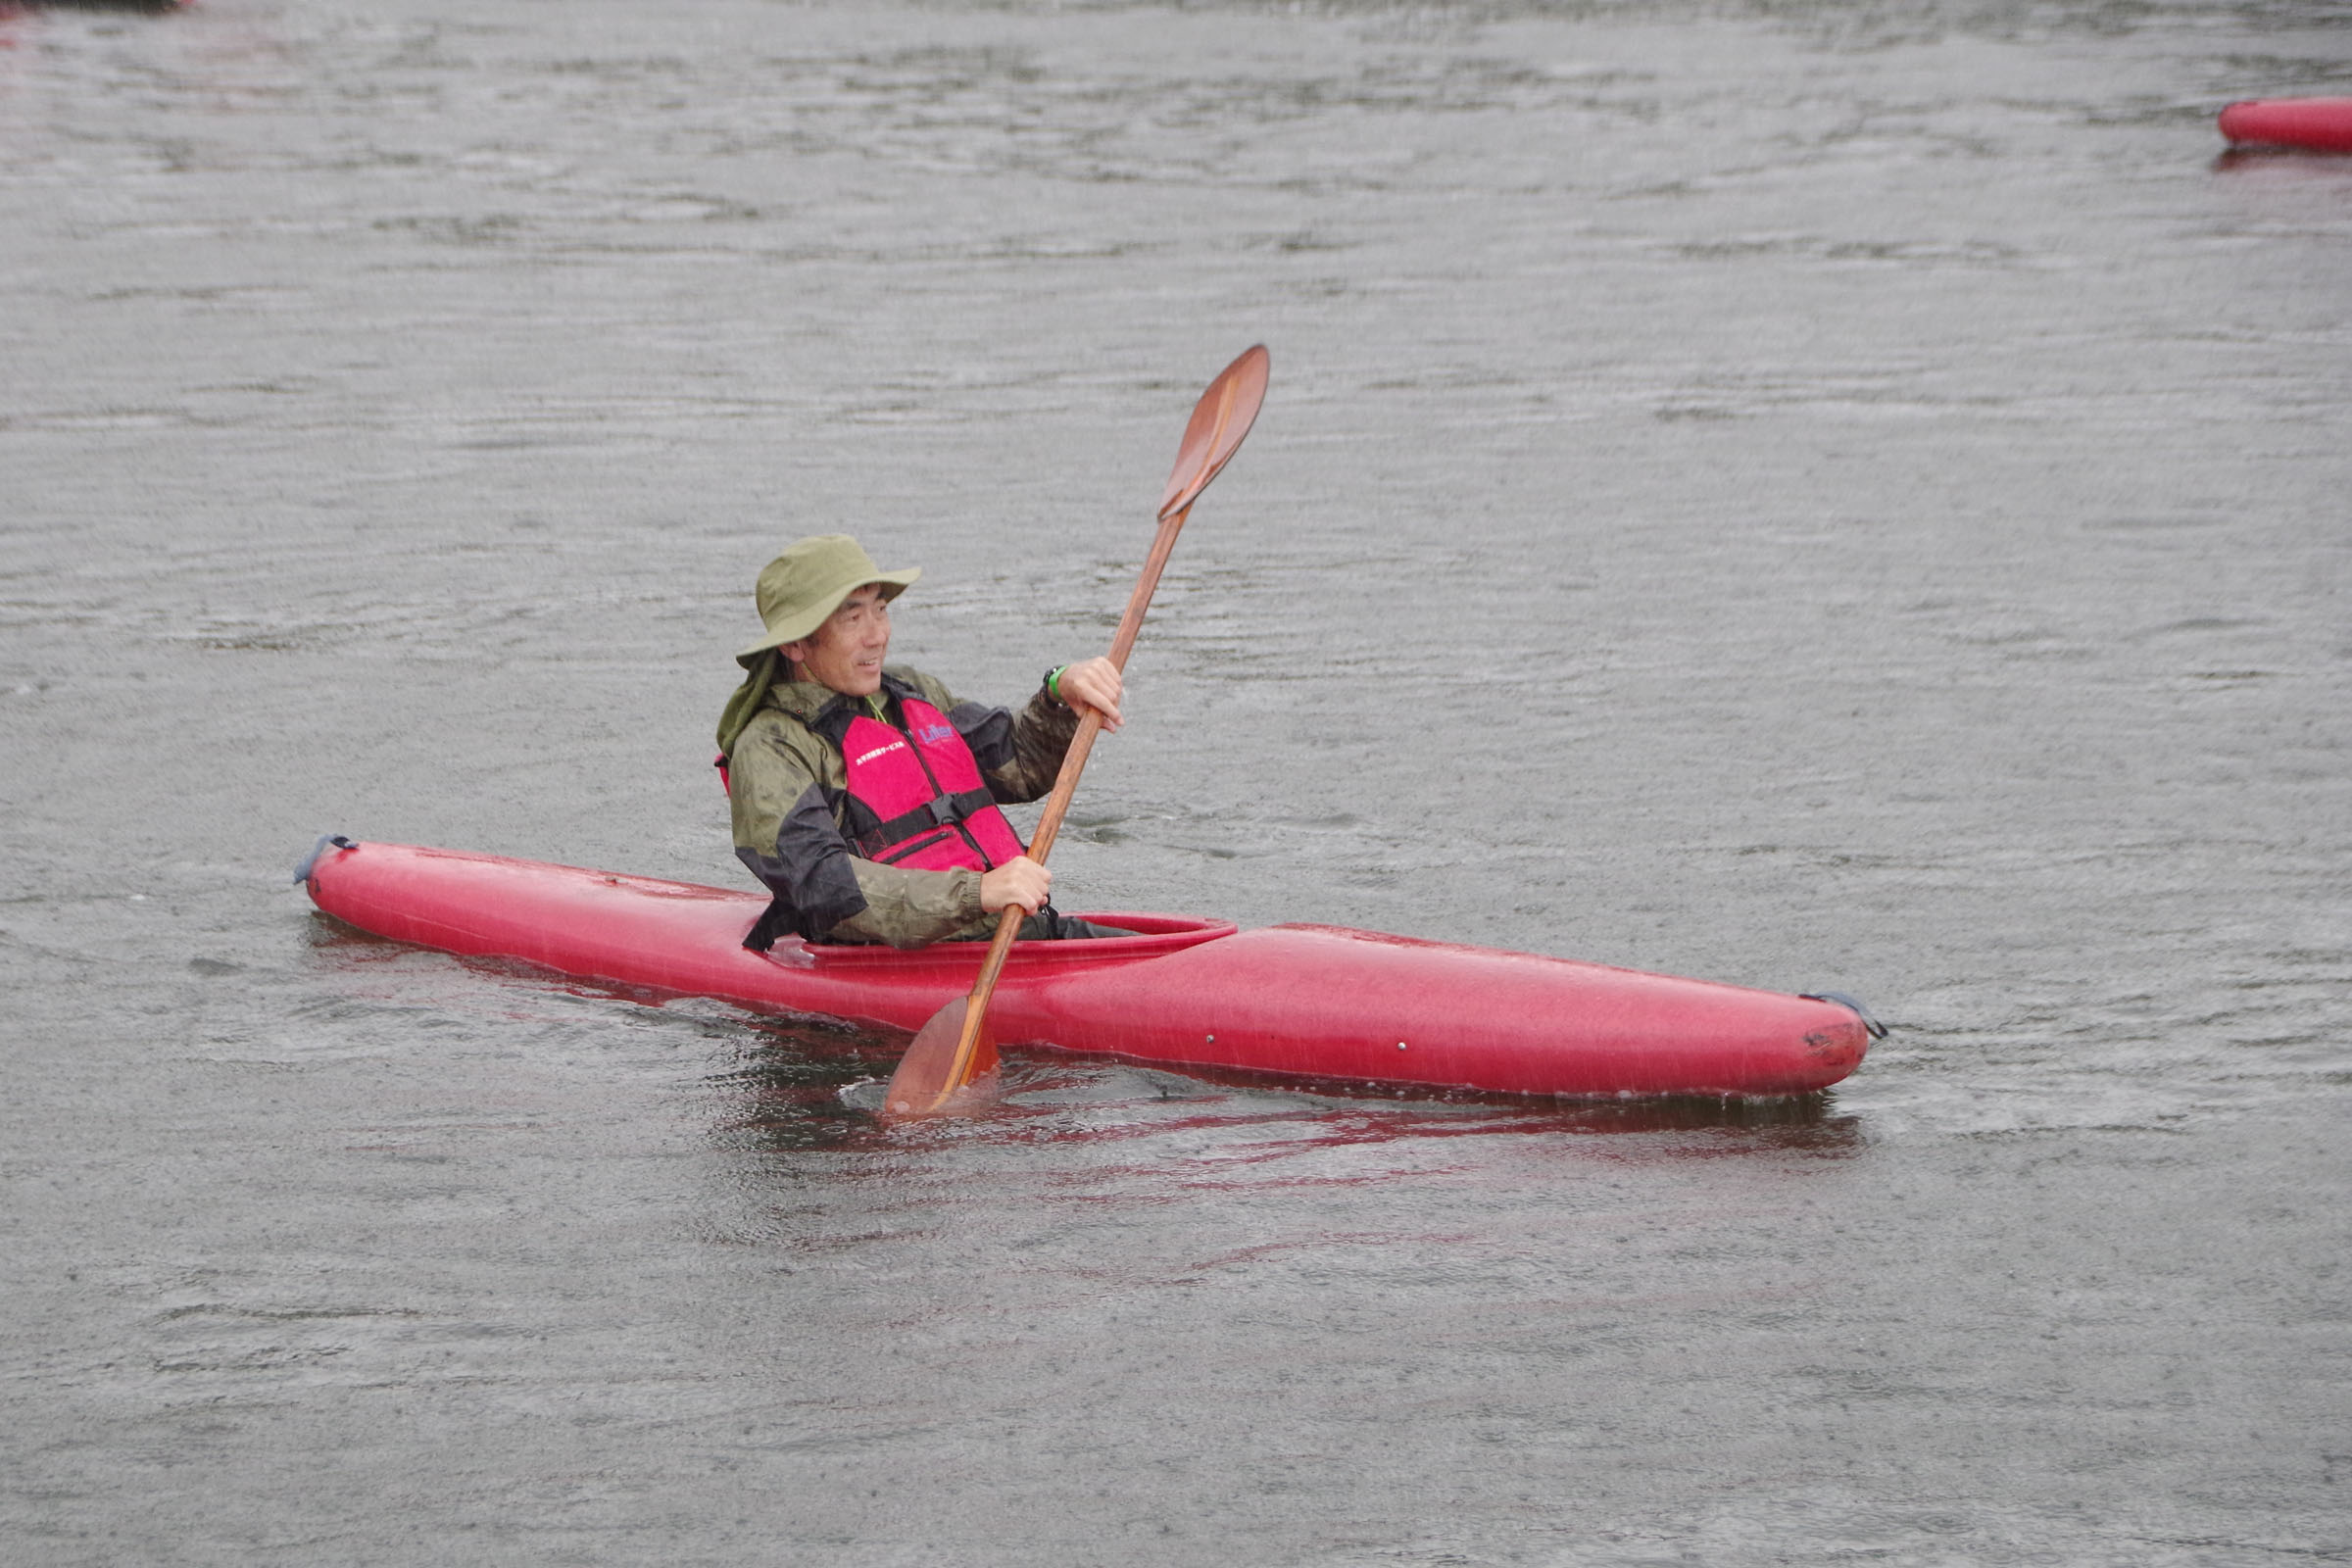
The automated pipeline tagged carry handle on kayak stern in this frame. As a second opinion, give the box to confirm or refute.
[294,833,359,885]
[1800,991,1887,1040]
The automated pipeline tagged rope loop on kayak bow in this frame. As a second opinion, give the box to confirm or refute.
[1801,991,1887,1039]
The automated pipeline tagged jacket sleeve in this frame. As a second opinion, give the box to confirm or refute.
[830,859,987,949]
[729,716,987,949]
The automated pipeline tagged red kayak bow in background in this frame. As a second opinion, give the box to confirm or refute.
[2218,97,2352,153]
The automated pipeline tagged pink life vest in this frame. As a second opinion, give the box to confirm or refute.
[834,696,1026,872]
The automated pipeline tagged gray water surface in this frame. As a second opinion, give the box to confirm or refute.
[4,0,2349,1562]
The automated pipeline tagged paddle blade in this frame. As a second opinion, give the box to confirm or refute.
[882,996,1001,1120]
[1157,344,1269,521]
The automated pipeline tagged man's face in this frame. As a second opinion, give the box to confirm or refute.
[786,582,892,696]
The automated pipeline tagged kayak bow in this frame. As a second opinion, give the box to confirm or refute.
[2218,97,2352,153]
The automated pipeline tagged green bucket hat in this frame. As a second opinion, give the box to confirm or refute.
[736,534,921,667]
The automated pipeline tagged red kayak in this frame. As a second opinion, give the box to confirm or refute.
[2219,98,2352,153]
[298,838,1878,1100]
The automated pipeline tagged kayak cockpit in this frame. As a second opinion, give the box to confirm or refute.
[762,912,1238,973]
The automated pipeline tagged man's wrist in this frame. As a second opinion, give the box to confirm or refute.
[1044,665,1067,705]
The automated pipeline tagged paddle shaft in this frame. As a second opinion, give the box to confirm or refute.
[928,500,1194,1099]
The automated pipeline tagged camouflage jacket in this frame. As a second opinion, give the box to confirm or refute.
[726,665,1077,950]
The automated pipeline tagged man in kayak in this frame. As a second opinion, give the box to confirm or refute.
[715,534,1128,952]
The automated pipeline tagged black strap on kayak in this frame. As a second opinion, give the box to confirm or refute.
[1801,991,1887,1039]
[293,833,358,886]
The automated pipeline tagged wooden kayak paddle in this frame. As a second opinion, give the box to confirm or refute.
[882,344,1271,1119]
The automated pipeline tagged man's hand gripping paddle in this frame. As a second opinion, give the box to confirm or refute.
[882,345,1271,1119]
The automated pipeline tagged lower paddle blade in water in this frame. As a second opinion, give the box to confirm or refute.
[883,998,1000,1119]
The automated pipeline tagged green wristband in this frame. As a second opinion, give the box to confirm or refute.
[1045,665,1067,704]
